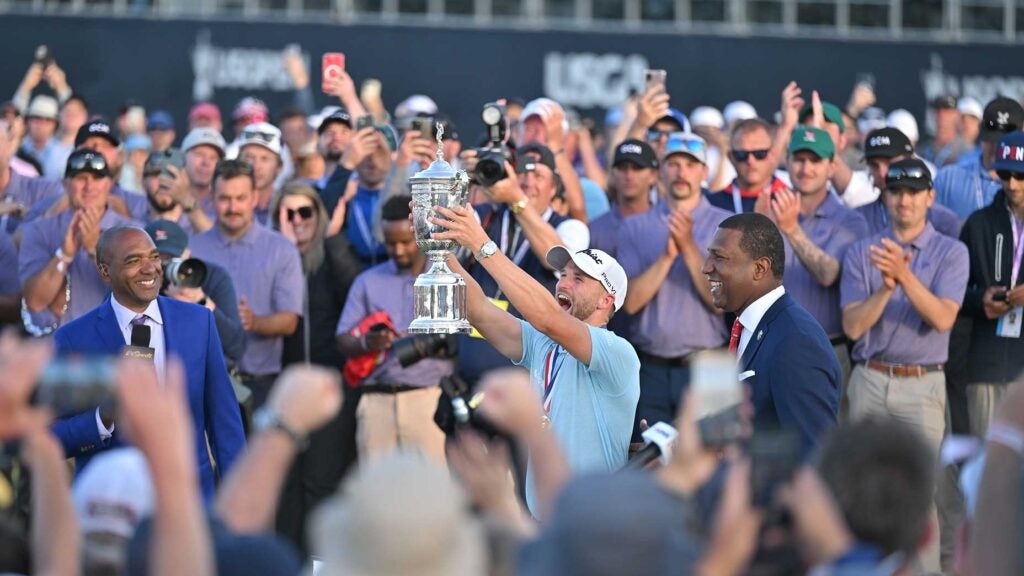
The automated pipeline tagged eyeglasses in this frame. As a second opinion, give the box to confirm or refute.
[66,152,108,176]
[997,170,1024,181]
[286,206,315,221]
[886,166,931,184]
[731,149,770,162]
[243,130,280,145]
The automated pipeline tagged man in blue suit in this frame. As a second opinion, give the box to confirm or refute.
[51,225,245,498]
[702,212,840,453]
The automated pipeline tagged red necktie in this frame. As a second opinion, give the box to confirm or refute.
[728,318,743,354]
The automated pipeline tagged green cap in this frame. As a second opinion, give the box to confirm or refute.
[799,101,846,133]
[788,127,835,160]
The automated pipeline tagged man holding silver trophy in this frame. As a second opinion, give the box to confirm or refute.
[407,129,639,512]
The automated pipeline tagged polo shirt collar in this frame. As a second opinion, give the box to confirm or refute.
[886,221,937,250]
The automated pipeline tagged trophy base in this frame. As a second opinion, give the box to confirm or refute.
[409,259,472,335]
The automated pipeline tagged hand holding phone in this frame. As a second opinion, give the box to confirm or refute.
[321,52,346,93]
[645,69,667,93]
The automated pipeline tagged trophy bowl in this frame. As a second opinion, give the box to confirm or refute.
[407,124,472,334]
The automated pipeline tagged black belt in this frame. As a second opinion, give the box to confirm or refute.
[362,382,422,394]
[829,335,850,347]
[638,351,692,368]
[236,372,278,383]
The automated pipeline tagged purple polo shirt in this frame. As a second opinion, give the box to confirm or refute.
[18,208,139,324]
[335,259,452,388]
[0,232,19,295]
[856,198,961,239]
[190,224,303,375]
[840,223,969,365]
[783,194,870,337]
[1,169,63,233]
[617,197,731,357]
[588,206,626,257]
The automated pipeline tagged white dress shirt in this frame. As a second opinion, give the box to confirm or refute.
[97,296,166,438]
[736,285,786,359]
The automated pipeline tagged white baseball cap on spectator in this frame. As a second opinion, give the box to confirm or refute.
[26,95,59,121]
[394,95,438,120]
[73,448,154,539]
[857,106,888,136]
[238,121,283,157]
[182,127,227,157]
[723,101,758,125]
[886,109,920,144]
[690,106,725,130]
[958,97,984,119]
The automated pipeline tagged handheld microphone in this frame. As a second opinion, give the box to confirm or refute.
[623,421,678,471]
[124,324,155,361]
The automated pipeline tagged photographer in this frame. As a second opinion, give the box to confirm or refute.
[335,195,452,465]
[144,219,245,366]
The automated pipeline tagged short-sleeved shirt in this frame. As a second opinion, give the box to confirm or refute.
[335,259,452,388]
[857,197,962,239]
[840,223,969,364]
[23,184,150,225]
[617,197,731,356]
[514,321,640,509]
[934,162,1002,221]
[18,208,139,324]
[784,194,870,337]
[191,224,303,375]
[1,169,63,233]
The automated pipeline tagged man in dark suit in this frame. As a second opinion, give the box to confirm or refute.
[51,225,246,498]
[702,212,840,453]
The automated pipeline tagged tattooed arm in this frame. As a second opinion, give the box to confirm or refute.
[786,226,841,287]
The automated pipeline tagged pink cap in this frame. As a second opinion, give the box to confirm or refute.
[189,102,221,123]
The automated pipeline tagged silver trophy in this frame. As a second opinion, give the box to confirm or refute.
[408,123,472,334]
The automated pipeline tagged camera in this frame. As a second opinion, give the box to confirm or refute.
[164,257,207,289]
[433,372,504,439]
[393,333,458,368]
[471,102,514,187]
[994,290,1009,303]
[33,357,116,418]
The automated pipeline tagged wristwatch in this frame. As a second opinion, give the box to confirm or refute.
[476,240,498,261]
[253,407,308,450]
[509,198,528,215]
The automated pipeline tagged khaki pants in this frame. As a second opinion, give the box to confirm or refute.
[848,364,946,574]
[966,382,1008,437]
[356,386,447,466]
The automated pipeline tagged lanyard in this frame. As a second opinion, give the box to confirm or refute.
[499,207,555,266]
[1010,211,1024,286]
[542,344,566,414]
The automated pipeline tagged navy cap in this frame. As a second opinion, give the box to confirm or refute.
[885,158,933,192]
[144,219,189,257]
[994,131,1024,172]
[146,110,175,132]
[75,120,120,148]
[517,143,556,173]
[317,108,352,134]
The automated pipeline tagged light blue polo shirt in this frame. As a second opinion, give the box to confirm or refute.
[515,320,640,512]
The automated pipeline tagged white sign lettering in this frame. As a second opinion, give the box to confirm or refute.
[191,30,307,102]
[544,52,649,109]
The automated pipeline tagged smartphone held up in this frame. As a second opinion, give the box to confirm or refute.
[322,52,346,93]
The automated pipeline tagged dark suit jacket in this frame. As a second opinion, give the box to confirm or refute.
[51,296,246,499]
[739,292,841,455]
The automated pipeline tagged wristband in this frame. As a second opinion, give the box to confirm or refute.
[987,422,1024,457]
[253,408,308,450]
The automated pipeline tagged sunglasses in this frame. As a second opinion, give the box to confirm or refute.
[886,166,930,183]
[997,170,1024,181]
[286,206,315,221]
[66,152,108,176]
[646,129,674,141]
[244,130,280,145]
[731,149,770,162]
[666,133,706,153]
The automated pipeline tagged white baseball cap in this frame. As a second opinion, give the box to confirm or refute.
[182,127,226,156]
[394,94,438,119]
[690,106,725,130]
[238,121,283,157]
[26,95,59,121]
[723,101,758,125]
[886,109,919,144]
[958,97,984,119]
[546,246,628,311]
[73,448,154,538]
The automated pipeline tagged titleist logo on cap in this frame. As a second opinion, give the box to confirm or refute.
[869,136,891,147]
[581,249,603,265]
[619,144,642,155]
[1000,144,1024,162]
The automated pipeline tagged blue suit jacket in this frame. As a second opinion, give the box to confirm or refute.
[51,296,246,499]
[739,292,841,455]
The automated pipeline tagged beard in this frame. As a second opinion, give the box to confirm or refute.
[570,297,598,322]
[147,193,177,214]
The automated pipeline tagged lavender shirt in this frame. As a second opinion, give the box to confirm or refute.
[617,197,731,357]
[840,223,969,365]
[335,259,452,387]
[1,169,63,233]
[0,232,20,295]
[784,194,870,337]
[588,207,626,257]
[18,208,139,324]
[191,224,303,375]
[857,198,961,239]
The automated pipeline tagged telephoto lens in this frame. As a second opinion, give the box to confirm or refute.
[164,257,208,288]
